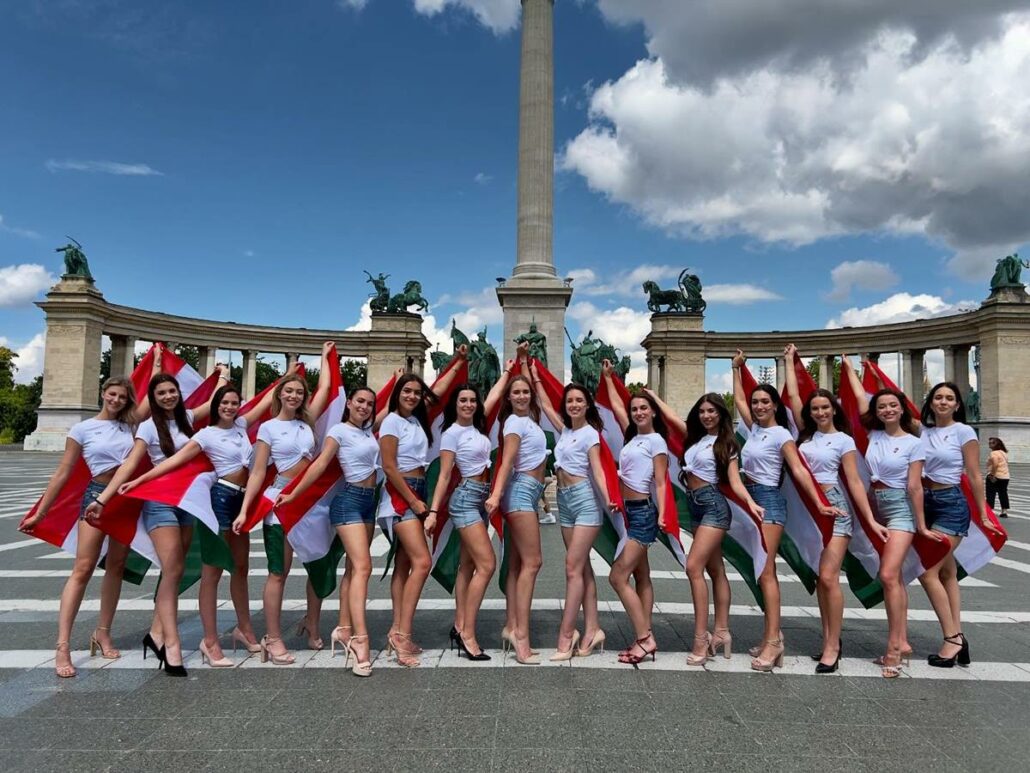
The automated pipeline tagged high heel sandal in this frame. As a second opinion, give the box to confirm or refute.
[928,633,968,668]
[748,630,783,658]
[345,634,373,677]
[295,619,324,650]
[330,625,352,658]
[619,634,657,665]
[881,649,903,679]
[750,638,785,672]
[513,635,540,665]
[389,631,420,668]
[873,647,912,667]
[575,629,606,657]
[260,636,296,666]
[54,641,77,678]
[458,633,491,662]
[89,626,120,659]
[550,630,581,662]
[231,626,261,654]
[198,640,234,668]
[501,627,539,656]
[686,633,713,666]
[709,628,733,659]
[159,646,188,678]
[389,628,422,654]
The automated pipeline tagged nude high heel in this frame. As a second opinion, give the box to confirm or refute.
[550,630,581,662]
[296,619,324,650]
[199,640,234,668]
[575,629,605,657]
[750,638,785,672]
[345,634,373,677]
[260,636,296,665]
[330,625,352,658]
[54,641,77,678]
[502,626,539,656]
[686,633,713,666]
[231,627,261,654]
[709,628,732,659]
[89,626,121,659]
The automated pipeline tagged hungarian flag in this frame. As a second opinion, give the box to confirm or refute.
[861,359,1006,578]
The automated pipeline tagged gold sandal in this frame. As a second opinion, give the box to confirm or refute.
[54,641,77,678]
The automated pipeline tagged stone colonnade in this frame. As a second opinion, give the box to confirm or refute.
[24,277,429,451]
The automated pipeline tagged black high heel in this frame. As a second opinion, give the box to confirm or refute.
[928,633,965,668]
[457,633,491,662]
[159,645,188,678]
[811,637,842,662]
[142,633,164,666]
[449,626,462,652]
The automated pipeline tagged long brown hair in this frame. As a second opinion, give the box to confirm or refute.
[797,388,852,445]
[148,374,193,458]
[272,373,310,424]
[560,383,604,433]
[861,388,919,436]
[100,375,139,430]
[683,392,738,484]
[498,374,540,433]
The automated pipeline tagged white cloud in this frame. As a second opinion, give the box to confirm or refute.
[827,260,900,301]
[337,0,369,9]
[0,264,56,307]
[0,215,40,239]
[473,172,493,185]
[412,0,520,33]
[561,17,1030,277]
[569,264,781,305]
[434,286,503,328]
[704,284,783,304]
[706,368,734,395]
[2,331,47,383]
[346,300,373,331]
[825,292,977,328]
[45,159,164,176]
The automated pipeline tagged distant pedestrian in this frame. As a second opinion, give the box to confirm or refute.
[985,437,1010,517]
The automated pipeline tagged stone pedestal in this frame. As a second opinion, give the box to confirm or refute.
[366,312,428,391]
[975,296,1030,462]
[497,279,573,380]
[641,313,706,417]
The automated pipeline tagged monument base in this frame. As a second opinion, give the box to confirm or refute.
[497,278,573,381]
[641,313,706,416]
[24,407,99,452]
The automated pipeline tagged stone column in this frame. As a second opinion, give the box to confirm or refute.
[285,352,299,373]
[25,277,108,451]
[242,350,258,399]
[901,348,925,404]
[818,355,834,390]
[199,346,218,375]
[943,345,971,398]
[977,297,1030,461]
[108,334,136,379]
[775,357,786,388]
[865,351,881,364]
[641,314,705,416]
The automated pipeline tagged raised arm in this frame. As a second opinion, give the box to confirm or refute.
[372,367,406,432]
[782,344,804,427]
[425,450,456,536]
[119,440,203,494]
[132,343,164,422]
[732,349,753,429]
[276,436,339,508]
[380,434,427,515]
[18,439,83,532]
[431,345,468,400]
[189,363,230,425]
[530,361,564,430]
[485,433,520,515]
[484,358,516,417]
[641,386,686,439]
[306,342,337,422]
[841,355,868,415]
[840,450,887,542]
[233,441,271,534]
[82,440,150,521]
[782,440,843,517]
[601,359,629,433]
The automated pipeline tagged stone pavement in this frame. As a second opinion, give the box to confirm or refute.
[1,451,1029,772]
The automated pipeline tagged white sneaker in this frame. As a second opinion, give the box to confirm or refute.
[538,511,556,525]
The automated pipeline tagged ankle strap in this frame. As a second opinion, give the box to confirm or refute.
[95,625,111,631]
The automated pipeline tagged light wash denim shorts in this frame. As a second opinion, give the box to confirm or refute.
[825,485,854,538]
[557,480,603,528]
[503,472,545,515]
[449,479,490,529]
[925,486,970,538]
[142,501,194,532]
[873,488,915,533]
[328,482,377,526]
[79,479,107,521]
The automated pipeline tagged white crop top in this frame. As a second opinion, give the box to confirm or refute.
[618,432,668,494]
[136,410,194,465]
[865,430,925,489]
[379,412,429,472]
[256,418,315,472]
[554,425,600,479]
[799,431,857,485]
[681,434,729,486]
[921,423,977,485]
[502,415,548,472]
[68,418,135,477]
[740,423,793,487]
[440,423,491,478]
[193,417,252,477]
[328,422,380,483]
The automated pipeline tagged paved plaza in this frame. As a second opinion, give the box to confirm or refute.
[1,449,1029,771]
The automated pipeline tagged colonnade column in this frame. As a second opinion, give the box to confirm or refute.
[286,352,299,372]
[199,346,218,375]
[902,349,925,404]
[818,355,834,390]
[109,334,136,379]
[775,356,786,388]
[944,345,971,398]
[242,350,258,399]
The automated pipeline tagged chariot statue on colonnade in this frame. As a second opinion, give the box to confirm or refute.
[642,268,706,314]
[364,271,430,314]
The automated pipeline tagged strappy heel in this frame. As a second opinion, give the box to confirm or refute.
[345,634,373,677]
[928,633,968,668]
[619,634,657,665]
[231,627,261,654]
[881,649,903,679]
[576,629,605,657]
[389,631,420,668]
[295,619,324,650]
[709,628,732,659]
[54,641,77,678]
[687,633,713,666]
[260,635,296,665]
[199,640,234,668]
[749,630,783,658]
[550,630,580,662]
[330,625,352,658]
[750,638,785,672]
[89,625,120,659]
[873,647,911,667]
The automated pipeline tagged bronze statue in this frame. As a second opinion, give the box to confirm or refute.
[365,271,391,313]
[468,328,501,397]
[56,237,93,280]
[989,254,1029,290]
[568,329,630,394]
[386,280,430,314]
[642,268,706,314]
[513,321,548,366]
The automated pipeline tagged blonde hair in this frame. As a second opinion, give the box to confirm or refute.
[271,373,310,423]
[100,375,139,430]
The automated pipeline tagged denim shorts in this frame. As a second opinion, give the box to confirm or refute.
[79,479,107,521]
[328,482,377,526]
[873,488,915,533]
[825,485,854,538]
[449,479,490,529]
[925,486,970,538]
[688,484,732,530]
[503,472,545,514]
[395,477,428,523]
[557,480,603,528]
[746,483,787,526]
[624,498,658,546]
[210,481,244,531]
[142,500,194,532]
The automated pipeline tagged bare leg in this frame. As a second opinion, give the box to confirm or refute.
[458,522,496,652]
[226,531,255,640]
[817,536,849,664]
[198,563,225,655]
[506,511,542,657]
[918,538,963,658]
[55,522,108,671]
[262,540,294,659]
[337,523,374,663]
[454,541,473,633]
[504,536,522,634]
[390,544,409,636]
[706,546,731,632]
[337,557,353,630]
[392,520,431,637]
[149,526,187,667]
[755,524,784,663]
[609,541,650,639]
[686,526,726,657]
[880,530,914,656]
[558,525,600,649]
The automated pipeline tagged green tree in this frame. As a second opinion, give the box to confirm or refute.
[0,348,42,443]
[805,357,841,392]
[625,381,645,396]
[342,359,368,389]
[174,345,200,371]
[0,346,16,390]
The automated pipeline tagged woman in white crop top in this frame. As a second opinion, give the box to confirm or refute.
[21,356,160,679]
[650,386,762,668]
[232,343,336,666]
[483,343,546,665]
[533,362,616,662]
[426,368,514,662]
[784,345,885,674]
[917,382,1002,669]
[116,378,278,668]
[378,356,465,668]
[732,349,843,673]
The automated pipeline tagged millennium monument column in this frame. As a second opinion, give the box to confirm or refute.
[497,0,573,377]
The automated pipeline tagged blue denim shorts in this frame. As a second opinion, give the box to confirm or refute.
[395,477,428,523]
[624,498,658,546]
[825,485,854,538]
[449,479,490,529]
[503,472,545,514]
[689,484,732,530]
[925,486,970,538]
[210,481,244,531]
[329,482,377,526]
[746,483,787,526]
[142,500,194,532]
[873,488,915,533]
[79,479,107,521]
[557,480,603,528]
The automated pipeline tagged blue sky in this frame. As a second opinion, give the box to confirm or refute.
[2,1,1027,389]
